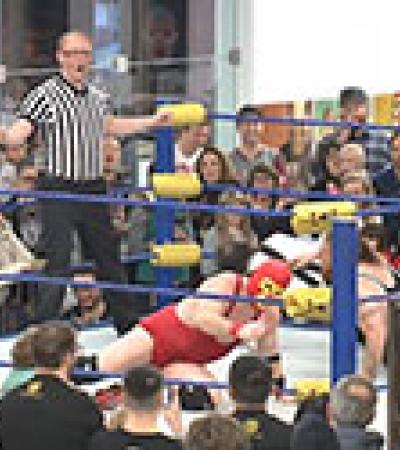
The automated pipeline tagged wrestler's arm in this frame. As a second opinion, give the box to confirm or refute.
[179,273,239,343]
[180,273,265,344]
[254,306,281,356]
[181,297,234,344]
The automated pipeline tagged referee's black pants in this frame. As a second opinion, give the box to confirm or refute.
[34,177,144,334]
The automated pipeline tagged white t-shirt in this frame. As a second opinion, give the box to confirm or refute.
[175,144,202,173]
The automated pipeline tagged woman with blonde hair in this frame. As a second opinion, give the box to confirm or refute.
[201,191,258,276]
[340,143,366,179]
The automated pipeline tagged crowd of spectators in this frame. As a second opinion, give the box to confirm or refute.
[0,325,384,449]
[0,85,398,332]
[0,84,393,447]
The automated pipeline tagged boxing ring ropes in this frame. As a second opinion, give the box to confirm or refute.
[0,101,399,396]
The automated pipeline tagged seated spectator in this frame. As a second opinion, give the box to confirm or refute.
[89,365,182,450]
[1,322,103,450]
[61,267,107,327]
[228,105,278,185]
[14,160,41,251]
[340,142,366,179]
[341,171,378,220]
[103,136,122,184]
[314,87,390,182]
[291,394,340,450]
[229,355,292,449]
[312,144,341,193]
[185,414,251,450]
[0,142,27,191]
[247,164,291,241]
[175,124,209,173]
[331,375,383,450]
[374,131,400,253]
[1,325,37,397]
[201,192,258,276]
[342,171,374,197]
[193,146,237,239]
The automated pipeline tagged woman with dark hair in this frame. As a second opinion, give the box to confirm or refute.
[193,147,237,240]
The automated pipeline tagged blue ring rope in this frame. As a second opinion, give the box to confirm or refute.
[0,272,283,307]
[0,360,387,393]
[0,268,396,306]
[208,112,400,132]
[1,187,400,218]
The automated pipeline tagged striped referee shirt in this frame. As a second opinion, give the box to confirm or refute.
[17,74,112,180]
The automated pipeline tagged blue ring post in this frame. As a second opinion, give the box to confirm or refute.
[154,100,176,308]
[331,219,358,385]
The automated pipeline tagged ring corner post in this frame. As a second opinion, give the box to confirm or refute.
[388,290,400,448]
[331,219,358,386]
[154,99,176,309]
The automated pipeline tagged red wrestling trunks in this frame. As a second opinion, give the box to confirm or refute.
[139,304,239,368]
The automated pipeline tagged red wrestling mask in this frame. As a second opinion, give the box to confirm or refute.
[247,259,291,298]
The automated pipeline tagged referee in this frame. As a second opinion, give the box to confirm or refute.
[0,31,169,334]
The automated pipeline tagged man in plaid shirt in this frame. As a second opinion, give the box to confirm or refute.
[313,87,391,185]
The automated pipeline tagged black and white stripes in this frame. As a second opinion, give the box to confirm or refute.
[17,74,110,180]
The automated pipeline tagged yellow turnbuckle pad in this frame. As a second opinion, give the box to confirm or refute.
[157,103,207,126]
[294,378,330,400]
[283,287,332,322]
[292,201,357,235]
[152,173,201,199]
[151,243,201,267]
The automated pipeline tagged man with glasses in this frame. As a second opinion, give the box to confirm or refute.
[0,31,169,334]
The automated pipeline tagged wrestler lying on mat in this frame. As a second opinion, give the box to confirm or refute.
[98,250,291,390]
[294,222,394,381]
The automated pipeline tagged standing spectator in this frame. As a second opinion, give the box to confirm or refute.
[314,87,390,183]
[291,394,340,450]
[185,415,251,450]
[0,31,170,334]
[193,146,237,240]
[247,164,291,241]
[88,365,182,450]
[229,355,292,450]
[331,375,383,450]
[374,131,400,253]
[1,322,104,450]
[228,106,277,185]
[175,124,209,173]
[61,267,107,327]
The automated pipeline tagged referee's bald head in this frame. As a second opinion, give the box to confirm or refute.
[57,31,92,52]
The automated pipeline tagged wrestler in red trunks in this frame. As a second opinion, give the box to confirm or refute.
[98,259,291,376]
